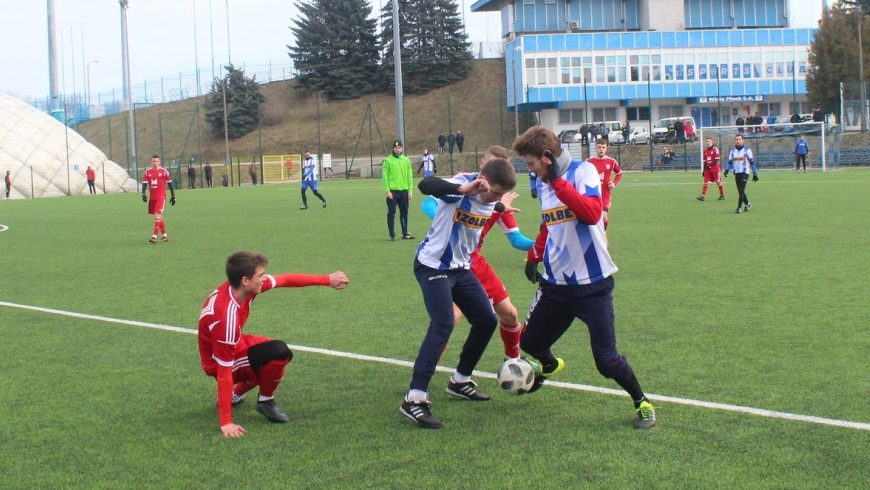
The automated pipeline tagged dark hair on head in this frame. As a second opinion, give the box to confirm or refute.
[485,145,510,160]
[512,126,559,158]
[595,138,609,147]
[479,158,516,191]
[226,251,269,288]
[151,154,161,160]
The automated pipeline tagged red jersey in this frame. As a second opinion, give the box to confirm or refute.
[470,209,519,259]
[86,168,95,180]
[587,155,623,208]
[142,167,172,200]
[704,146,721,171]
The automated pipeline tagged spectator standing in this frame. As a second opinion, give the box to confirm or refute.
[812,105,824,123]
[382,140,414,241]
[622,121,630,142]
[5,170,11,199]
[767,111,777,127]
[249,164,258,186]
[437,133,447,154]
[795,134,810,173]
[86,166,97,195]
[455,130,465,153]
[418,148,436,177]
[300,150,327,209]
[674,119,686,144]
[204,162,214,188]
[736,115,746,134]
[188,165,197,189]
[447,131,456,155]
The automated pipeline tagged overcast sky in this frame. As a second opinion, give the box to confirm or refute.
[0,1,829,102]
[0,0,502,101]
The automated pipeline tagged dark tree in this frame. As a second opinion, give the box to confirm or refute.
[289,0,380,100]
[379,0,473,94]
[203,65,266,139]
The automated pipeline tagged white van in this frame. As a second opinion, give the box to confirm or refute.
[651,117,696,143]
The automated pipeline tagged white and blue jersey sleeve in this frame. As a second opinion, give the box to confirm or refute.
[416,174,496,270]
[538,160,617,285]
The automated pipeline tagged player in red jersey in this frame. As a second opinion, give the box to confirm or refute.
[697,137,725,201]
[199,251,349,437]
[586,138,622,229]
[141,154,177,243]
[420,146,534,363]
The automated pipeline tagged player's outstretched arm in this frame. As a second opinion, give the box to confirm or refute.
[328,271,349,290]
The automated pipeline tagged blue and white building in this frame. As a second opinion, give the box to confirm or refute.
[470,0,828,130]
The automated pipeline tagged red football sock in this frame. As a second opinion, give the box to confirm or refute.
[152,221,160,236]
[718,184,724,196]
[500,322,522,359]
[234,381,256,397]
[158,219,166,234]
[256,359,289,398]
[701,183,709,196]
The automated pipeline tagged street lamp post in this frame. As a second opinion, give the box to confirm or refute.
[119,0,137,176]
[86,60,98,109]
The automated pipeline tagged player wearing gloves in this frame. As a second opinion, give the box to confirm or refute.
[512,126,657,429]
[198,251,349,438]
[698,137,725,201]
[141,154,176,243]
[724,134,758,214]
[529,171,539,199]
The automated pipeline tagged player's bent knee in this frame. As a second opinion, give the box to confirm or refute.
[248,340,292,371]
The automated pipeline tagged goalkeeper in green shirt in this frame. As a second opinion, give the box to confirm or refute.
[382,140,415,241]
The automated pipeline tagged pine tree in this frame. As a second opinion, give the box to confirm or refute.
[806,4,869,114]
[290,0,380,100]
[203,65,266,139]
[379,0,472,95]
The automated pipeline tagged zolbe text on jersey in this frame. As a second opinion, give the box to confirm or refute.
[452,208,489,228]
[542,205,576,226]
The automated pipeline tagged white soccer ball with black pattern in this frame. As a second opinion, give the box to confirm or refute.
[496,358,536,395]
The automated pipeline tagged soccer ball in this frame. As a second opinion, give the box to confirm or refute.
[496,358,536,395]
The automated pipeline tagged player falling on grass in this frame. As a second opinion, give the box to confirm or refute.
[724,134,758,214]
[586,138,622,229]
[697,137,725,201]
[513,126,656,429]
[400,158,518,429]
[141,154,176,243]
[198,251,349,438]
[420,145,534,363]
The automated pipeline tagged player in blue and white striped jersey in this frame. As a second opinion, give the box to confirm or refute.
[399,158,518,430]
[724,134,758,214]
[512,126,657,429]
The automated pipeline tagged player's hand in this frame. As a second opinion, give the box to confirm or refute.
[386,191,393,200]
[724,170,729,178]
[459,179,488,196]
[142,194,147,203]
[170,195,177,206]
[221,423,246,438]
[543,150,559,182]
[329,271,350,290]
[752,174,758,182]
[524,261,542,284]
[530,188,538,199]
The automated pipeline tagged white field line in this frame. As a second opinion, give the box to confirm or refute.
[2,300,869,432]
[0,224,9,232]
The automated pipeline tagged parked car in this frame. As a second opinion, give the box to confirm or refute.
[557,129,579,144]
[628,127,650,145]
[652,116,697,143]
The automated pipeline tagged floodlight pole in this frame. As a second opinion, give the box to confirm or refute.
[87,60,98,109]
[392,0,405,144]
[193,0,201,96]
[120,0,137,177]
[858,0,867,132]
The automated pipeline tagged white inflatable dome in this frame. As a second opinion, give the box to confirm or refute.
[0,91,137,199]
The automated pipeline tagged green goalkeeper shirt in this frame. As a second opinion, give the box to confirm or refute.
[382,153,413,192]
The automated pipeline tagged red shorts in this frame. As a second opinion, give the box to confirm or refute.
[703,169,721,184]
[203,333,272,384]
[148,198,166,215]
[470,255,509,305]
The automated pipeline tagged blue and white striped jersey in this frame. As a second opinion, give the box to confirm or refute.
[538,160,617,285]
[726,146,755,174]
[302,156,317,181]
[416,173,497,270]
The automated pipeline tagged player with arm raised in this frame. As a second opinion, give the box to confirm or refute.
[141,154,176,243]
[697,137,725,201]
[513,126,656,429]
[420,146,534,362]
[586,138,622,229]
[198,251,349,437]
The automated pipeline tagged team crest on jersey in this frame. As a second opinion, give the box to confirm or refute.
[542,206,576,226]
[453,209,489,228]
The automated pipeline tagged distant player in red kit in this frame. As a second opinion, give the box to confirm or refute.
[141,154,176,243]
[697,137,725,201]
[198,251,349,438]
[586,138,622,229]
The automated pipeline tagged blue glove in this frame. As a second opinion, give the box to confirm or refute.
[530,188,538,199]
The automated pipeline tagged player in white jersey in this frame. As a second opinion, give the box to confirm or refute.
[400,158,518,429]
[512,126,657,429]
[723,134,758,214]
[417,148,436,177]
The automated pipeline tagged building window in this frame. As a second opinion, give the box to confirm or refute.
[558,109,586,124]
[592,108,617,122]
[659,105,683,119]
[626,107,650,121]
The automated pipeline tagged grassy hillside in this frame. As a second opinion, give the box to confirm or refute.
[77,59,521,168]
